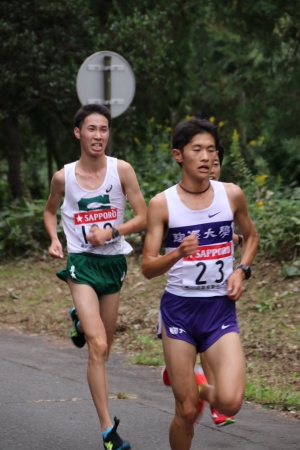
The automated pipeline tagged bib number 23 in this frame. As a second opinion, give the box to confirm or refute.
[195,260,224,285]
[182,260,226,287]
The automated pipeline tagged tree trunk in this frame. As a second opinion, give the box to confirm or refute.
[4,116,24,199]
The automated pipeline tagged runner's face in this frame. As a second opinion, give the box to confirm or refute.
[209,157,221,180]
[74,113,109,157]
[176,133,217,179]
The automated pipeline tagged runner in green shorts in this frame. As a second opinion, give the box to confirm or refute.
[44,104,147,450]
[57,253,127,297]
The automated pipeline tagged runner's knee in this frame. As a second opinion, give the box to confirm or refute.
[175,398,199,426]
[86,336,108,362]
[216,392,243,417]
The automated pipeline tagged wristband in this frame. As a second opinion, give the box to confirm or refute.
[236,264,251,280]
[111,227,120,239]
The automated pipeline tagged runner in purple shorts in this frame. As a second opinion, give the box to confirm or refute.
[142,117,259,450]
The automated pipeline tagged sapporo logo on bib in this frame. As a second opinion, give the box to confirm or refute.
[182,241,233,290]
[74,194,117,247]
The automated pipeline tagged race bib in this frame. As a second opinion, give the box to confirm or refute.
[182,242,233,290]
[74,208,118,246]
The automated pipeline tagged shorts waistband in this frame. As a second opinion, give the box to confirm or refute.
[69,253,125,260]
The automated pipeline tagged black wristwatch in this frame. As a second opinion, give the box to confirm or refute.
[111,227,120,239]
[236,264,251,280]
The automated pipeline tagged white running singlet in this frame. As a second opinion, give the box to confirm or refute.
[164,180,234,297]
[61,157,132,255]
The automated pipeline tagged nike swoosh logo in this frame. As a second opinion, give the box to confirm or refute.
[208,212,221,218]
[221,324,231,329]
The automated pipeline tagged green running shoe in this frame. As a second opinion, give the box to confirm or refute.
[69,307,86,348]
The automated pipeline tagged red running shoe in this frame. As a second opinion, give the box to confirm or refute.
[194,367,207,424]
[162,366,207,423]
[210,407,235,427]
[161,366,171,386]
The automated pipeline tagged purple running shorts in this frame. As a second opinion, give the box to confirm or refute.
[158,290,240,353]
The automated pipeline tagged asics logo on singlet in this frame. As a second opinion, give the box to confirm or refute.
[106,184,113,193]
[169,327,186,335]
[208,211,221,218]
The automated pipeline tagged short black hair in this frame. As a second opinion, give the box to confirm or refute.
[173,118,224,160]
[74,104,112,129]
[218,145,224,166]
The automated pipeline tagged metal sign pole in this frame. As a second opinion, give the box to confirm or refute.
[104,55,111,113]
[104,55,112,155]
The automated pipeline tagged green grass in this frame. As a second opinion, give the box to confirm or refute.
[129,334,165,366]
[246,378,300,412]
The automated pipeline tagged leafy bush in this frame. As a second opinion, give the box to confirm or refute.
[228,130,300,260]
[248,188,300,260]
[0,199,64,258]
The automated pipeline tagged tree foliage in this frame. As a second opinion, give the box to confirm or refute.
[1,0,300,206]
[0,0,95,199]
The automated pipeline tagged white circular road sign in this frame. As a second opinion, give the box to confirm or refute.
[76,51,136,118]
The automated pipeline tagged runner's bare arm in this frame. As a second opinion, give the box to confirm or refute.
[43,169,65,258]
[225,183,259,300]
[142,193,198,279]
[117,160,147,234]
[232,233,243,246]
[87,160,147,246]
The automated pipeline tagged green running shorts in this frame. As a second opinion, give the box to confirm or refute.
[56,253,127,299]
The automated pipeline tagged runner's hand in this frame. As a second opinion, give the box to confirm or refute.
[48,238,64,259]
[87,226,112,247]
[227,270,244,301]
[179,233,198,258]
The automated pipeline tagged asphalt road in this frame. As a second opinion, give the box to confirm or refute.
[0,329,299,449]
